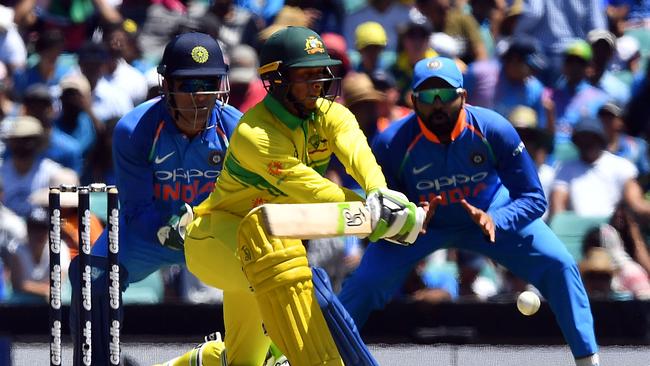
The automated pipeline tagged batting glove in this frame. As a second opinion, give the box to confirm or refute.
[366,188,426,245]
[157,203,193,251]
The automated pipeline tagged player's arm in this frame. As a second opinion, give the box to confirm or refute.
[113,114,165,243]
[327,103,387,193]
[484,112,547,231]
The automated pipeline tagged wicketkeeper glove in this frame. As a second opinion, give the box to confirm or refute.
[157,203,193,251]
[366,188,426,245]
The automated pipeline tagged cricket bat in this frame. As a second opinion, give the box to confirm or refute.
[260,202,372,239]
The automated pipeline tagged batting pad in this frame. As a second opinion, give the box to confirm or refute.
[238,209,343,366]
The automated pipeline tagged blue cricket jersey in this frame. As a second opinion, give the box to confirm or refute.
[111,97,240,246]
[372,105,547,232]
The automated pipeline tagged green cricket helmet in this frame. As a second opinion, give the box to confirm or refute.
[258,26,342,105]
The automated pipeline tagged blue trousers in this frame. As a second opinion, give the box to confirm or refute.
[338,218,598,358]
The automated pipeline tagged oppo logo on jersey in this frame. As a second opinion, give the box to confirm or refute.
[154,168,220,202]
[415,172,488,191]
[417,171,489,206]
[154,168,220,181]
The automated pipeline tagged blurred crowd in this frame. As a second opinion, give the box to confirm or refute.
[1,0,650,306]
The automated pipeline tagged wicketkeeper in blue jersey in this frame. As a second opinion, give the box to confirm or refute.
[69,32,240,365]
[339,57,601,366]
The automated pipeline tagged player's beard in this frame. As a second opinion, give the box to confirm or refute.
[426,109,456,137]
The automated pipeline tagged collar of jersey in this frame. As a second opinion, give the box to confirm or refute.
[263,95,305,130]
[417,108,468,143]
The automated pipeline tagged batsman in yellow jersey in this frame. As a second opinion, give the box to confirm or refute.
[181,26,427,366]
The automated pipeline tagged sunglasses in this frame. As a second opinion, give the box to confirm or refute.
[413,88,462,104]
[177,79,220,93]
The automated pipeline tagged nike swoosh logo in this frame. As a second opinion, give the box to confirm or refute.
[412,163,432,175]
[154,151,175,164]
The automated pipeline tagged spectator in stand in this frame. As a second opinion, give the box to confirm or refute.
[370,69,412,130]
[343,0,411,53]
[391,17,438,106]
[284,0,347,35]
[611,35,642,88]
[0,61,20,121]
[416,0,488,63]
[579,247,617,300]
[552,40,609,144]
[586,29,630,105]
[582,224,650,299]
[513,0,606,86]
[549,117,650,220]
[194,0,264,54]
[470,0,507,59]
[606,0,650,35]
[105,19,151,73]
[0,174,27,257]
[0,115,64,218]
[342,72,385,139]
[22,83,83,174]
[54,74,103,157]
[498,0,523,40]
[12,0,122,52]
[226,45,265,113]
[12,29,68,100]
[626,57,650,138]
[257,5,310,42]
[0,5,27,73]
[464,35,552,130]
[102,21,149,106]
[598,101,650,176]
[3,206,70,303]
[75,41,134,123]
[137,0,189,62]
[609,203,650,276]
[353,21,390,75]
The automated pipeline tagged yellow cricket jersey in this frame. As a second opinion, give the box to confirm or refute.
[194,95,387,217]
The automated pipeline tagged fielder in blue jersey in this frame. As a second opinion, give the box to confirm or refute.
[338,57,601,366]
[69,32,239,365]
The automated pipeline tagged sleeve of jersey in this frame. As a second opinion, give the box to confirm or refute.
[233,121,363,203]
[484,113,547,231]
[113,114,164,243]
[326,104,387,194]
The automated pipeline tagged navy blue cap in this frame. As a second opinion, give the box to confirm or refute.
[411,57,463,90]
[158,32,228,78]
[500,35,547,72]
[572,116,606,141]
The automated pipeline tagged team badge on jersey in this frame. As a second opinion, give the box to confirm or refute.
[191,46,209,64]
[471,152,485,165]
[208,151,223,166]
[305,36,325,55]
